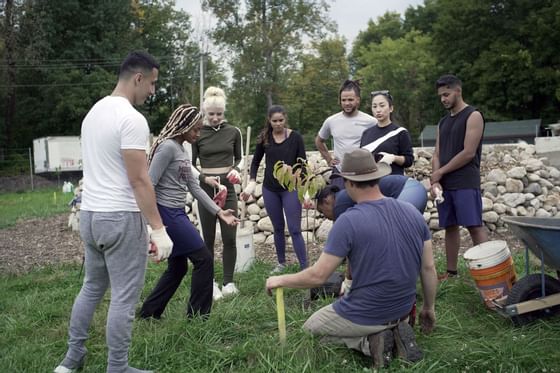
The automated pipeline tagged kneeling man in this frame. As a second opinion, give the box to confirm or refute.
[266,149,437,369]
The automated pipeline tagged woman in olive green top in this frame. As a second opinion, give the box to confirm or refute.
[192,86,243,300]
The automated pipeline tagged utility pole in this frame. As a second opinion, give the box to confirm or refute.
[197,0,210,107]
[3,0,17,152]
[199,52,204,107]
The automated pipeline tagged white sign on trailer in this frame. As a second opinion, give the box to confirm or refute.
[33,135,155,174]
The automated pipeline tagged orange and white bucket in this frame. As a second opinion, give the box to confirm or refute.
[463,240,517,309]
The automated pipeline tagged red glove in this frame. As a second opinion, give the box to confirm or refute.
[226,169,241,184]
[213,184,228,208]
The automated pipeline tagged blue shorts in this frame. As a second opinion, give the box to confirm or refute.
[437,189,483,228]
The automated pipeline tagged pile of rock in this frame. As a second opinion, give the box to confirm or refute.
[69,144,560,244]
[411,144,560,239]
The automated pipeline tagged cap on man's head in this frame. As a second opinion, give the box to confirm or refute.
[335,149,391,182]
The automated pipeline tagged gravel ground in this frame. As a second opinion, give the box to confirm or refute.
[0,213,526,276]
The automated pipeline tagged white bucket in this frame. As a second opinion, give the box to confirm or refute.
[463,240,517,309]
[235,227,254,273]
[463,240,511,269]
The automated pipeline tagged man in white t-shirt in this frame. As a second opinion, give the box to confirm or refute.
[315,80,377,188]
[54,51,173,373]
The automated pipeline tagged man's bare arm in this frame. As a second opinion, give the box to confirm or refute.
[266,252,343,293]
[419,240,437,334]
[122,149,164,230]
[431,127,441,173]
[315,135,337,166]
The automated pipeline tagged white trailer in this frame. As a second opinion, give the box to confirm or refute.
[33,136,82,173]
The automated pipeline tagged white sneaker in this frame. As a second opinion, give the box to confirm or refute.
[221,282,239,297]
[270,263,286,274]
[213,280,223,301]
[54,366,74,373]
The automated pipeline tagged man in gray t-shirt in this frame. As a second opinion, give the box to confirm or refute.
[315,80,377,187]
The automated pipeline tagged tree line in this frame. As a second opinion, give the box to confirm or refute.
[1,0,559,160]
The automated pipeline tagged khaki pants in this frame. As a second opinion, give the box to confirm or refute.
[303,304,402,356]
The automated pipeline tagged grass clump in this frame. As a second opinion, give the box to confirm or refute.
[0,188,73,229]
[0,256,559,372]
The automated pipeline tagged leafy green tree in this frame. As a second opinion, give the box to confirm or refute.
[403,0,439,35]
[350,12,406,74]
[281,37,348,142]
[0,0,221,152]
[427,0,560,123]
[356,30,438,144]
[202,0,333,132]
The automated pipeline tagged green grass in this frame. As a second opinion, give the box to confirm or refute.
[1,255,559,373]
[0,188,74,229]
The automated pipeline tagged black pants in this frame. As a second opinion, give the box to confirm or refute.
[140,246,214,319]
[198,175,238,285]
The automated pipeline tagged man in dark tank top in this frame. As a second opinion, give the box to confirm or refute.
[430,74,489,281]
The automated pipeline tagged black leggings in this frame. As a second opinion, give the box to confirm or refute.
[198,175,238,284]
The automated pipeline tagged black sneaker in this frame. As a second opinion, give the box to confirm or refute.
[368,329,394,369]
[393,322,423,362]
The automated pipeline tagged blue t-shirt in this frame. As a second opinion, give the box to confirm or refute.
[333,175,408,219]
[325,198,431,325]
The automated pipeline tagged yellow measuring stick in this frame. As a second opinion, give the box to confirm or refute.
[276,287,286,344]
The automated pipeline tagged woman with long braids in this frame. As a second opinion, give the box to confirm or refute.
[240,105,308,273]
[192,87,243,300]
[360,90,414,175]
[139,104,238,320]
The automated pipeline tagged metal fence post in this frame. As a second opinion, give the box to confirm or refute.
[28,147,34,191]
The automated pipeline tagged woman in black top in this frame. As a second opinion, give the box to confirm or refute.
[241,105,307,273]
[360,91,414,175]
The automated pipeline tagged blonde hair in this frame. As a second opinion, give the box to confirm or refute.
[148,104,202,164]
[203,86,226,112]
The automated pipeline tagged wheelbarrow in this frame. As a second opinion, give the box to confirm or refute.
[493,217,560,326]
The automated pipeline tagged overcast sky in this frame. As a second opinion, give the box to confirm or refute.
[175,0,425,48]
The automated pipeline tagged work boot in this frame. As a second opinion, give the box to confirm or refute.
[368,329,394,369]
[393,322,423,362]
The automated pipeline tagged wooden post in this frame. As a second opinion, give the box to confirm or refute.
[240,126,251,228]
[276,287,286,344]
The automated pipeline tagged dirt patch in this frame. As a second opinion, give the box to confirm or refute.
[0,214,83,274]
[0,213,527,276]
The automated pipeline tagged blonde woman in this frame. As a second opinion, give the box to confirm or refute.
[192,87,243,300]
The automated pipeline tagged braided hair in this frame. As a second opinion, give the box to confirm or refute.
[148,104,203,164]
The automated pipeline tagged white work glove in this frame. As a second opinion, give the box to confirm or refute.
[243,180,257,196]
[340,278,352,296]
[434,186,445,204]
[149,226,173,262]
[302,191,313,209]
[226,169,241,184]
[377,152,396,165]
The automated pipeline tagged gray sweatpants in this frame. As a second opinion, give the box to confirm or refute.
[62,211,148,373]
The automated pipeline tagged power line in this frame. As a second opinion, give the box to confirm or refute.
[0,73,198,88]
[0,55,195,70]
[0,81,114,88]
